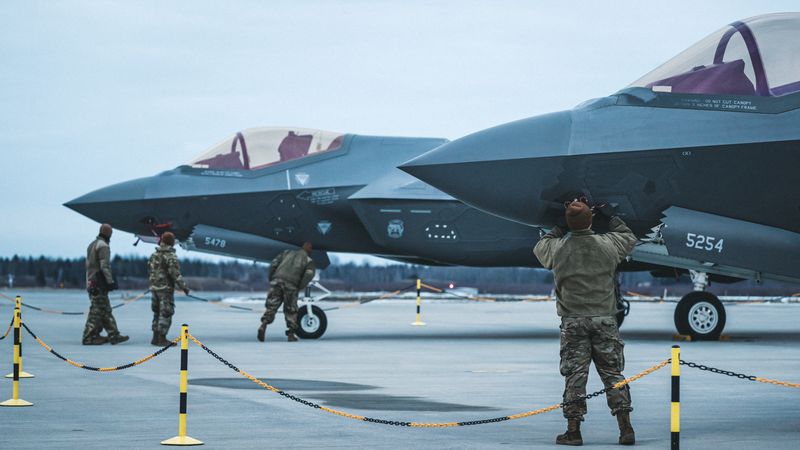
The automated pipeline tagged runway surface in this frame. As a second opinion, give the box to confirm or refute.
[1,290,798,449]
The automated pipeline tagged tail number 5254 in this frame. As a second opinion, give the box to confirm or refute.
[685,233,724,253]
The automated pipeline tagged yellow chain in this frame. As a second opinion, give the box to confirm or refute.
[29,331,179,371]
[187,332,669,427]
[755,377,800,388]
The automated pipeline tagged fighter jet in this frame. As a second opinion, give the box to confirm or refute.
[64,127,564,337]
[402,13,800,340]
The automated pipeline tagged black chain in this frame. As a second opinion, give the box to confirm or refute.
[194,341,241,373]
[680,360,756,381]
[21,322,175,371]
[560,384,621,408]
[194,336,626,428]
[0,315,13,340]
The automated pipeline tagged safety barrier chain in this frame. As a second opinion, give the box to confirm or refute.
[681,360,800,388]
[0,315,13,340]
[0,290,148,315]
[188,332,669,428]
[22,322,178,372]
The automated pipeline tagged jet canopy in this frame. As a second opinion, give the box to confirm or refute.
[190,127,345,170]
[629,13,800,97]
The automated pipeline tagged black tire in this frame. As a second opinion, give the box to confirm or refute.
[673,292,726,340]
[296,305,327,339]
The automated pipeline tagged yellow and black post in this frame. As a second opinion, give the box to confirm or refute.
[5,296,34,379]
[411,278,426,326]
[671,345,680,449]
[1,297,32,407]
[161,324,202,446]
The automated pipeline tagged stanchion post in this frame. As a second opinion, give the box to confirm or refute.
[161,324,202,446]
[411,278,426,326]
[671,345,680,449]
[1,297,32,407]
[6,296,34,379]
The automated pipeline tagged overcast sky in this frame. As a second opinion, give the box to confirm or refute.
[1,1,795,263]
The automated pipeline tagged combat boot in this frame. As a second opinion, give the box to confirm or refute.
[616,411,635,445]
[82,335,109,345]
[109,334,130,345]
[153,333,171,347]
[287,332,298,342]
[257,322,267,342]
[556,418,583,446]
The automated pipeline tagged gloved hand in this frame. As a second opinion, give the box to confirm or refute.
[107,280,119,292]
[593,203,617,218]
[183,288,190,296]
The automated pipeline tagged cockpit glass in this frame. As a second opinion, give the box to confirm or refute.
[190,127,345,171]
[629,13,800,97]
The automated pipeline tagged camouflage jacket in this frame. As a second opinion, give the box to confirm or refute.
[269,249,316,290]
[86,235,114,287]
[148,244,189,292]
[533,216,637,317]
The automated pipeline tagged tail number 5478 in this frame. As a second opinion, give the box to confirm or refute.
[685,233,724,253]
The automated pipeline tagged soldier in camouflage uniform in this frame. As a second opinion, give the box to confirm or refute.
[83,223,129,345]
[257,242,316,342]
[148,232,190,346]
[534,201,637,446]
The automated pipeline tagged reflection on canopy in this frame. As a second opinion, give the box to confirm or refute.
[191,127,345,170]
[629,13,800,97]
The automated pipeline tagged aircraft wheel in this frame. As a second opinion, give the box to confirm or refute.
[296,305,327,339]
[615,299,630,327]
[674,292,726,340]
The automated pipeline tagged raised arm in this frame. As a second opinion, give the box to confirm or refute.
[604,216,637,262]
[533,226,565,269]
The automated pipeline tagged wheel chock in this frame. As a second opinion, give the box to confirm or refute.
[672,334,692,342]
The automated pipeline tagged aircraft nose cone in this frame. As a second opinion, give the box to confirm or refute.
[401,111,572,225]
[64,177,150,227]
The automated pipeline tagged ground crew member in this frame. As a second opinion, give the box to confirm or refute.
[257,242,316,342]
[533,201,637,446]
[148,232,190,346]
[83,223,129,345]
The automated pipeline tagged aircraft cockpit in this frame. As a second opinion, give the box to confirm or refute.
[629,13,800,97]
[190,127,345,171]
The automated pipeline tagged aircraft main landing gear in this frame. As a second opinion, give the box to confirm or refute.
[673,271,727,340]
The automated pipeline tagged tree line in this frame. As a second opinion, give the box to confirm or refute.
[1,255,796,295]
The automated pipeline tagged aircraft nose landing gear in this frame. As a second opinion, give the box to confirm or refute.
[673,271,727,340]
[294,279,331,340]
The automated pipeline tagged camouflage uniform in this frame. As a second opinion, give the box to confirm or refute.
[83,235,122,342]
[148,244,189,336]
[261,249,316,334]
[534,216,637,420]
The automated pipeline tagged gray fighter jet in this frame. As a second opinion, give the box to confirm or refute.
[402,13,800,340]
[66,127,595,338]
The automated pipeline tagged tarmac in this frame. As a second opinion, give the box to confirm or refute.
[1,290,798,449]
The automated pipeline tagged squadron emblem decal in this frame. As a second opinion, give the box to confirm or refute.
[317,220,332,235]
[387,219,404,239]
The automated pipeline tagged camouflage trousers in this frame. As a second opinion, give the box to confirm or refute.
[560,316,632,420]
[261,280,299,334]
[151,290,175,335]
[82,291,121,342]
